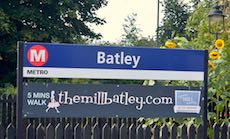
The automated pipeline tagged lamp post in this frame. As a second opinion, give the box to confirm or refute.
[156,0,160,47]
[208,5,225,40]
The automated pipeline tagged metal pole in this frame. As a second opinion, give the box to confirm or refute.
[16,42,24,139]
[156,0,160,47]
[203,50,208,138]
[215,33,218,40]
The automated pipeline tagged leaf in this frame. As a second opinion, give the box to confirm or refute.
[208,112,217,120]
[138,117,144,122]
[214,101,225,112]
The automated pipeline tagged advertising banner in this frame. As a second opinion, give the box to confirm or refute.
[23,83,203,118]
[22,42,206,81]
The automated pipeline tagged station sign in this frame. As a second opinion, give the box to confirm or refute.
[22,42,206,81]
[17,42,208,138]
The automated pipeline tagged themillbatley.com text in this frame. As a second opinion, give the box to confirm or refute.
[58,91,173,110]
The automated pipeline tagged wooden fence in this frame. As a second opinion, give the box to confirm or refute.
[0,122,230,139]
[0,94,229,139]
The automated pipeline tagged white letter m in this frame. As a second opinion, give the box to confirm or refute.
[30,49,45,62]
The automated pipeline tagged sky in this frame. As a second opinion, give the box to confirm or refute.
[91,0,189,42]
[91,0,159,42]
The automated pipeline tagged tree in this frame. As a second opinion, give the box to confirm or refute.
[190,0,201,9]
[143,1,229,136]
[121,13,156,47]
[0,0,107,86]
[186,0,230,125]
[121,13,142,46]
[157,0,190,45]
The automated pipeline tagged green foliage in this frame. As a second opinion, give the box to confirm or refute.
[121,13,142,46]
[0,0,107,86]
[157,0,190,45]
[134,37,156,47]
[185,0,213,41]
[189,0,201,8]
[0,84,16,95]
[121,13,156,47]
[28,78,144,85]
[185,1,230,123]
[143,1,229,138]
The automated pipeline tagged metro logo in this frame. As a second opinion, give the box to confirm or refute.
[27,45,48,66]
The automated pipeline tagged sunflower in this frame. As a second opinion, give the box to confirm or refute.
[165,41,176,48]
[209,51,220,59]
[214,39,224,50]
[208,61,215,69]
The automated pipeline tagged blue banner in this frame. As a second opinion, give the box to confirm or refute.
[22,42,206,80]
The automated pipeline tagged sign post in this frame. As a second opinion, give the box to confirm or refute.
[17,42,208,138]
[16,42,24,139]
[203,51,208,138]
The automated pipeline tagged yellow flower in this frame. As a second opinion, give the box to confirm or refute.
[209,51,220,59]
[208,61,215,69]
[165,41,176,48]
[214,39,224,50]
